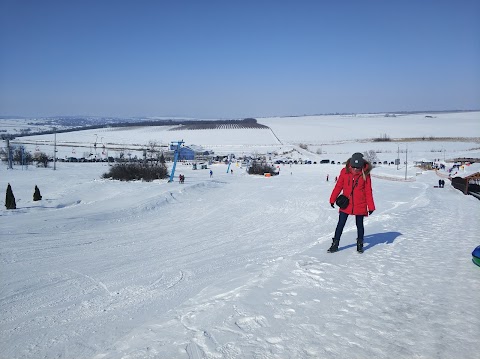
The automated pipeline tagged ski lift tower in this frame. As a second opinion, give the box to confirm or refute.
[168,140,185,182]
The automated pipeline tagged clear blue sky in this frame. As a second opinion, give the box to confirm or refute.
[1,0,479,118]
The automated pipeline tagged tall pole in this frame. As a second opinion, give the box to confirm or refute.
[397,145,399,170]
[21,147,25,171]
[405,144,408,180]
[6,138,13,169]
[53,128,57,170]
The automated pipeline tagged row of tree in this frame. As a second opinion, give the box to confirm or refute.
[0,147,50,167]
[102,163,169,182]
[5,184,42,210]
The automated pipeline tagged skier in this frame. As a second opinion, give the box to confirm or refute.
[210,170,213,178]
[328,152,375,253]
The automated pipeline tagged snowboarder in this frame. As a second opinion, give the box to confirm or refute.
[328,153,375,253]
[210,170,213,178]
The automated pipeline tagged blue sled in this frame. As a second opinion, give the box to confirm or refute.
[472,245,480,267]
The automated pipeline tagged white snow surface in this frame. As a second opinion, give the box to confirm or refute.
[1,113,480,359]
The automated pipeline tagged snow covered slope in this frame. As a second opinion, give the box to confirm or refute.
[1,160,479,358]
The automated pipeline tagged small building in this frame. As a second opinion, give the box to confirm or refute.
[451,157,479,165]
[167,144,214,161]
[451,172,480,199]
[178,146,195,161]
[414,161,435,170]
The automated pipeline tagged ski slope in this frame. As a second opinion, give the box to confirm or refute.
[1,158,479,358]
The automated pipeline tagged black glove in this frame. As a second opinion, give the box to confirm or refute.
[331,203,335,208]
[368,210,374,215]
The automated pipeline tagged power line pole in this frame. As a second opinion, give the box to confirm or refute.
[53,127,57,170]
[6,138,13,169]
[397,145,400,170]
[21,147,25,171]
[405,144,408,180]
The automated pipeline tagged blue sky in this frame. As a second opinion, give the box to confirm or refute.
[1,0,479,118]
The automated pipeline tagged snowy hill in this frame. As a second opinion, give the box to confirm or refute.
[1,113,479,358]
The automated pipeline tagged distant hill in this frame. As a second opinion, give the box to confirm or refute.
[1,117,268,139]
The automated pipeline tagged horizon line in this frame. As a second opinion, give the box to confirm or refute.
[1,108,479,120]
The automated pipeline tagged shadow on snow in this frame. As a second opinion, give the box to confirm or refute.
[338,231,402,252]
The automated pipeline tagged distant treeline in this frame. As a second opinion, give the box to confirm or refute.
[5,118,265,139]
[260,109,480,119]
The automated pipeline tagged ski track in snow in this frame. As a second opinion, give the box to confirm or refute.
[1,161,479,359]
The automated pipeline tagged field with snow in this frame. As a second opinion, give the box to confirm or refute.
[1,112,480,359]
[6,111,480,163]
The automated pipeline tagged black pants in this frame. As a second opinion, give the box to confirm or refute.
[334,211,364,241]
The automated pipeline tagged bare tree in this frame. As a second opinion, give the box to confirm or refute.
[0,147,7,162]
[147,141,162,166]
[363,150,379,164]
[34,152,50,168]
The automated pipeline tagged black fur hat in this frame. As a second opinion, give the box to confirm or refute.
[350,152,364,168]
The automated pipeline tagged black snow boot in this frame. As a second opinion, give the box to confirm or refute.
[327,238,340,253]
[356,239,364,253]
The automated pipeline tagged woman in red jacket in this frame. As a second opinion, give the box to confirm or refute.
[328,152,375,253]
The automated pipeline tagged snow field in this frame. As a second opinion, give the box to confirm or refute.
[2,160,478,358]
[1,111,480,358]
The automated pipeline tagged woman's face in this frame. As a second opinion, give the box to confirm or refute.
[352,167,362,172]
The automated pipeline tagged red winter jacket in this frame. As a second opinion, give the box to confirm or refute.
[329,161,375,216]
